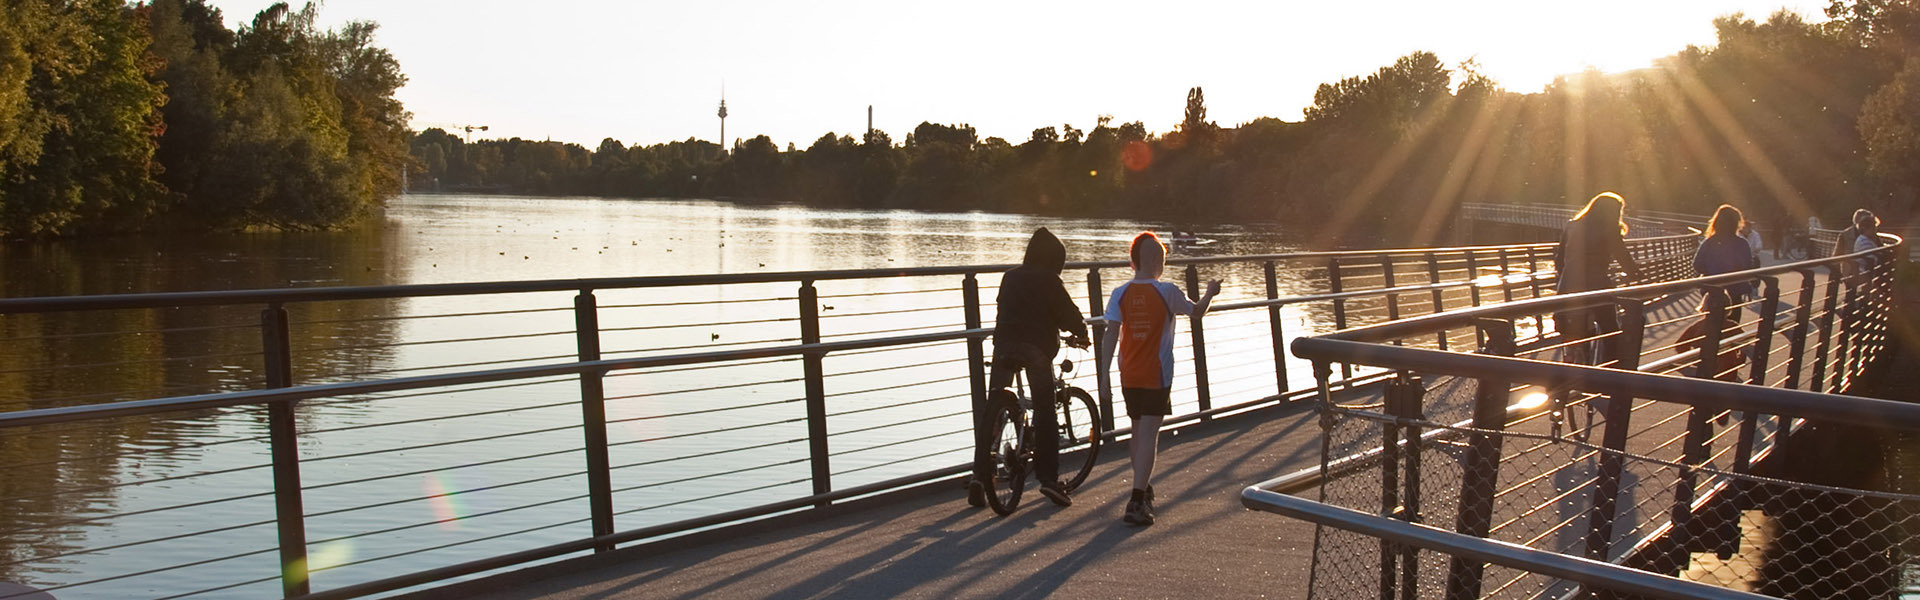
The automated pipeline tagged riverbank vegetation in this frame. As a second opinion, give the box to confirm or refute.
[413,2,1920,247]
[0,0,407,238]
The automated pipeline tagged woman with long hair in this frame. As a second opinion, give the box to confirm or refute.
[1692,204,1759,333]
[1554,192,1644,364]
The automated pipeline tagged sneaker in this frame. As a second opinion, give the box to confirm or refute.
[966,479,986,508]
[1038,481,1072,507]
[1123,490,1154,526]
[1142,487,1157,521]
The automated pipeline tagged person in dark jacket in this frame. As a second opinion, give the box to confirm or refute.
[1833,208,1886,277]
[969,227,1090,508]
[1693,204,1759,320]
[1553,192,1643,364]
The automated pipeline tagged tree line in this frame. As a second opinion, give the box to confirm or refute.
[0,0,407,238]
[414,1,1920,247]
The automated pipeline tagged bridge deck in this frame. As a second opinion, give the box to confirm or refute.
[437,263,1830,600]
[457,401,1327,600]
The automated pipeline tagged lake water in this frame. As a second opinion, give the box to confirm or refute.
[0,194,1343,598]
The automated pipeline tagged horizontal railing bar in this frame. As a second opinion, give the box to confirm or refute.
[1295,338,1920,428]
[607,436,804,473]
[604,397,802,423]
[0,328,992,429]
[0,236,1694,315]
[1326,235,1901,342]
[291,305,574,326]
[1240,487,1766,600]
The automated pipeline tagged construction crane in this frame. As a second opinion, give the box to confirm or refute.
[417,123,490,143]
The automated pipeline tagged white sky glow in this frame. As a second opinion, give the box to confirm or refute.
[209,0,1832,148]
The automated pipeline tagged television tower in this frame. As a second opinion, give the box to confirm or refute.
[717,84,728,155]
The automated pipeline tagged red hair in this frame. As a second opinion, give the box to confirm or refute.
[1130,231,1166,268]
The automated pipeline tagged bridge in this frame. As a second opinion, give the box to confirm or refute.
[0,204,1906,599]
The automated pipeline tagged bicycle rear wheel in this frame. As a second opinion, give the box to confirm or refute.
[984,396,1027,516]
[1056,387,1102,492]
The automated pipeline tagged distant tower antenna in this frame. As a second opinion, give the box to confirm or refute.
[718,83,728,155]
[867,105,873,141]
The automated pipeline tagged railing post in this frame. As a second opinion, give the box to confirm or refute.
[1379,373,1404,600]
[1185,263,1212,416]
[1738,279,1781,457]
[964,273,993,471]
[1783,269,1816,392]
[1330,258,1353,381]
[1465,252,1483,307]
[1527,247,1543,298]
[1498,248,1514,303]
[574,291,615,551]
[1585,299,1645,567]
[260,304,310,597]
[1395,374,1425,600]
[1665,287,1728,575]
[1265,261,1289,394]
[1426,253,1447,350]
[1445,318,1514,600]
[1381,255,1400,323]
[1839,271,1864,389]
[798,280,832,504]
[1812,267,1842,393]
[1380,373,1426,600]
[1086,268,1115,436]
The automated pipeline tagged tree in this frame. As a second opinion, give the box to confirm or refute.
[1860,57,1920,213]
[0,0,167,236]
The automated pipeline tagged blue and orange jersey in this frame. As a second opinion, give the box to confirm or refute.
[1101,279,1196,390]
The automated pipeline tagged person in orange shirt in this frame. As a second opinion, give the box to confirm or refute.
[1097,232,1219,525]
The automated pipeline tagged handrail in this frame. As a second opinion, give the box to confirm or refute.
[1239,486,1769,600]
[0,328,990,429]
[1290,339,1920,430]
[1313,233,1903,343]
[0,234,1693,315]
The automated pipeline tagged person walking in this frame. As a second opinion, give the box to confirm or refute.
[1097,232,1219,526]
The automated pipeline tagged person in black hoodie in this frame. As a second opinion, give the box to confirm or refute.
[970,227,1091,508]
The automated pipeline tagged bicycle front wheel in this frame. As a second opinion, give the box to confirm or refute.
[985,396,1027,516]
[1056,387,1102,492]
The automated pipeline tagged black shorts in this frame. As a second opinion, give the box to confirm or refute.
[1122,388,1171,419]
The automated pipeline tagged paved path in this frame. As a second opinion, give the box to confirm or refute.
[459,402,1329,600]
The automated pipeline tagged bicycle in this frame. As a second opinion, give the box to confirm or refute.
[981,337,1103,516]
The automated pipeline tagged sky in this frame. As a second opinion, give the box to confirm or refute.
[208,0,1834,149]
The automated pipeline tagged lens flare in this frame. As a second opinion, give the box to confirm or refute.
[423,474,465,531]
[307,540,355,572]
[1513,391,1550,410]
[1121,141,1152,172]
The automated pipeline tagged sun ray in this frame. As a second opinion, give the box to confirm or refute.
[1417,92,1520,246]
[1661,58,1807,215]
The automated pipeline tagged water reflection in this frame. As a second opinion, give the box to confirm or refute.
[0,195,1321,597]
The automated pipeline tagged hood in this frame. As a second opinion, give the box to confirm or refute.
[1021,227,1066,273]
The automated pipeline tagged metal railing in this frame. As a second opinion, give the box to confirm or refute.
[0,230,1699,599]
[1245,234,1908,598]
[1459,203,1705,237]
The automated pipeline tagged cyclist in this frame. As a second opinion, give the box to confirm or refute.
[969,227,1090,509]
